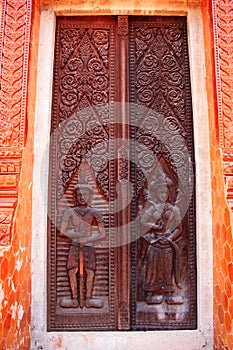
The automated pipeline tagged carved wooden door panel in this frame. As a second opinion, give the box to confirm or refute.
[129,17,196,330]
[47,16,196,331]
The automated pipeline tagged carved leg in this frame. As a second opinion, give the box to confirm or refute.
[60,268,79,308]
[85,269,103,308]
[146,292,163,305]
[69,268,78,299]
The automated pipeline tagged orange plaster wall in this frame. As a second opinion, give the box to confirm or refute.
[201,1,233,349]
[0,0,232,349]
[0,1,40,349]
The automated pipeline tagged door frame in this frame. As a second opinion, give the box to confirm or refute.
[32,4,213,349]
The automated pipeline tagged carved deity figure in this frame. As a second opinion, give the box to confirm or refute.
[60,168,106,308]
[139,175,183,305]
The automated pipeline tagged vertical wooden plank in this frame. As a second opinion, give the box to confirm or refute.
[48,16,118,331]
[117,15,131,330]
[129,16,196,330]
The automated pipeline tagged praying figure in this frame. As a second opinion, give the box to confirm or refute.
[60,167,106,308]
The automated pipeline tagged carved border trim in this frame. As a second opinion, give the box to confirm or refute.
[213,0,233,149]
[213,0,233,206]
[118,15,128,37]
[0,0,32,147]
[0,0,32,245]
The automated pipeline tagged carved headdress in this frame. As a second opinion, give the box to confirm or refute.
[149,167,173,194]
[73,166,94,194]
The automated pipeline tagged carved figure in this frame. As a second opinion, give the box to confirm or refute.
[139,174,183,305]
[60,168,106,308]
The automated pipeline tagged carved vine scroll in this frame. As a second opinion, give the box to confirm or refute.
[0,0,32,245]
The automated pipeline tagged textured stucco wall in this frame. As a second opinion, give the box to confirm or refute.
[0,0,232,349]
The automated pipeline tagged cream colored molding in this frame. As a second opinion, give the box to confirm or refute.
[41,0,200,13]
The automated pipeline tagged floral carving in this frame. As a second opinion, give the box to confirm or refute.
[0,210,15,245]
[133,26,185,123]
[59,28,110,122]
[0,151,20,244]
[54,23,115,198]
[0,0,31,147]
[118,144,129,184]
[0,0,32,245]
[118,16,128,37]
[130,21,193,196]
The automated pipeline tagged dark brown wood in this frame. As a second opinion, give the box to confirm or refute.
[129,16,196,330]
[47,16,118,331]
[117,15,131,331]
[47,15,196,332]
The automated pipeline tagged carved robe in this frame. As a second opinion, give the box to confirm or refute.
[141,202,182,293]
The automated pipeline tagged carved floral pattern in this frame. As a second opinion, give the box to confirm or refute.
[55,24,115,198]
[0,0,31,147]
[118,16,129,37]
[133,25,185,123]
[130,22,193,197]
[118,144,130,184]
[0,0,32,245]
[0,209,15,246]
[59,28,110,122]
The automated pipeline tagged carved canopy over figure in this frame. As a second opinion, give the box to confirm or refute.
[139,172,184,305]
[60,166,106,309]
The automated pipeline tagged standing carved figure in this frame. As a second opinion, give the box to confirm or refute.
[60,168,106,308]
[139,175,183,305]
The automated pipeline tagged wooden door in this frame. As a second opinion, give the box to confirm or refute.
[47,15,196,331]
